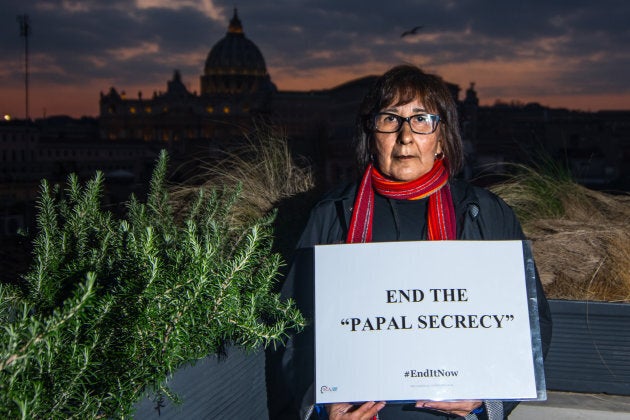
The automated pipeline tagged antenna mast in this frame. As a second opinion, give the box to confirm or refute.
[17,14,31,120]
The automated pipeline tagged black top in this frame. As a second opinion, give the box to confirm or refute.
[372,194,428,242]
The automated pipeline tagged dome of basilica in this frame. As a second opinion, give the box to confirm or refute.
[201,9,274,95]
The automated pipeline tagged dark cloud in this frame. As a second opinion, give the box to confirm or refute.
[1,0,628,115]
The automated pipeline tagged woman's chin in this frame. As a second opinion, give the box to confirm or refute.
[389,169,427,182]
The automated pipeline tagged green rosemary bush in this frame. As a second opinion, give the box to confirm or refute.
[0,150,304,418]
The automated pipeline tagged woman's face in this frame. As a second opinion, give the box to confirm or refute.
[372,98,442,182]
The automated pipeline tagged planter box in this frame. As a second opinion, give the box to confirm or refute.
[132,299,630,418]
[545,299,630,395]
[134,347,268,419]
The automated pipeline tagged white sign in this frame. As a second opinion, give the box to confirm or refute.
[314,240,542,404]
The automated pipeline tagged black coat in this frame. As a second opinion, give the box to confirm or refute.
[279,179,553,419]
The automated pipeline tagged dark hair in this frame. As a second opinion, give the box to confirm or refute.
[354,64,464,176]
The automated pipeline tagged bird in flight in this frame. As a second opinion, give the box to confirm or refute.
[401,25,424,38]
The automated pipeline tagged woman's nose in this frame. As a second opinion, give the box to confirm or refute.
[397,121,413,144]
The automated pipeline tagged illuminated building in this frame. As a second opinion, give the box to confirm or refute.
[99,9,277,147]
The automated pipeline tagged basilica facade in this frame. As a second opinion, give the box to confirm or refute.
[99,10,279,143]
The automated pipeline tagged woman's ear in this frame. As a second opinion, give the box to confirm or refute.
[434,141,444,160]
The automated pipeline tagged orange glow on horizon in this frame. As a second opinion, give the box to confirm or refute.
[1,65,628,119]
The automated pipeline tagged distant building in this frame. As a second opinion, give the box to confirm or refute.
[98,9,475,186]
[99,10,277,146]
[473,103,630,188]
[0,117,156,237]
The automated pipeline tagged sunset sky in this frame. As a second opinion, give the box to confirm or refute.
[1,0,629,119]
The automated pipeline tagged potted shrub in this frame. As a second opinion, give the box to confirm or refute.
[0,150,305,418]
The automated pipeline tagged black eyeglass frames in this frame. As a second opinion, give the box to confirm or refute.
[373,112,440,135]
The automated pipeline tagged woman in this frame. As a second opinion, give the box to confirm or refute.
[280,65,552,420]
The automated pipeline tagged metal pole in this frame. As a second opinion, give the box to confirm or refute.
[17,14,31,121]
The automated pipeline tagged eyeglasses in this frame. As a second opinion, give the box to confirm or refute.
[373,112,440,135]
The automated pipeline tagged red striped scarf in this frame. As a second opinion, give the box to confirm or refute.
[346,159,456,243]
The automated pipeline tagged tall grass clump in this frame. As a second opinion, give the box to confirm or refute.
[172,123,315,225]
[491,162,630,302]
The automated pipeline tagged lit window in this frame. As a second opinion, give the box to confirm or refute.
[223,106,230,114]
[129,106,136,114]
[145,106,152,113]
[206,106,214,113]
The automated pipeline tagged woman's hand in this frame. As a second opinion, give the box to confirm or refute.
[415,400,482,417]
[326,401,386,420]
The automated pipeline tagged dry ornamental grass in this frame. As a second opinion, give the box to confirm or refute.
[170,124,315,226]
[491,165,630,302]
